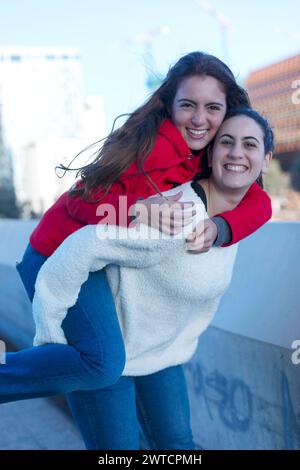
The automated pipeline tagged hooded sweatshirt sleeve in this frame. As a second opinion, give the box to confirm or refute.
[215,182,272,246]
[66,121,194,227]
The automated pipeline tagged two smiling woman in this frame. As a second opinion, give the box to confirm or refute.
[6,52,273,450]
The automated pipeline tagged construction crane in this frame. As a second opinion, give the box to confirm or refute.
[195,0,232,63]
[122,26,170,91]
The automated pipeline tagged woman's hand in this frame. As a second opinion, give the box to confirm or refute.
[130,191,196,235]
[185,218,218,253]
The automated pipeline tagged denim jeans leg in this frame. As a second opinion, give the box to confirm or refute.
[67,376,140,450]
[135,365,196,450]
[67,365,196,450]
[0,244,125,403]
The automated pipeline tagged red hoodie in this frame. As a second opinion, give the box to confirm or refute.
[30,119,272,256]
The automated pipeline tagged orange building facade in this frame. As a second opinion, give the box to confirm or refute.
[246,54,300,170]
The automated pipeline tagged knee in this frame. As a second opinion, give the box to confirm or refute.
[100,341,126,386]
[99,329,126,385]
[82,340,126,390]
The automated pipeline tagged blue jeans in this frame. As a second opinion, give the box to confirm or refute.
[1,244,126,403]
[70,367,195,450]
[1,244,195,450]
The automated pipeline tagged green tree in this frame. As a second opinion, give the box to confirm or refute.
[0,104,20,218]
[264,159,290,196]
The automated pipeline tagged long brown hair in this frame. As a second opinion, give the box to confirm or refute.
[60,52,250,201]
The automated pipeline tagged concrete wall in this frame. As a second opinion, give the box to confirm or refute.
[0,220,299,449]
[185,221,300,449]
[0,219,85,449]
[185,327,300,449]
[0,220,38,348]
[211,221,300,350]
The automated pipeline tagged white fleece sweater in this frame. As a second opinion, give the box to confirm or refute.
[32,182,238,376]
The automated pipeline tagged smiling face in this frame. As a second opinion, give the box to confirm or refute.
[171,75,227,151]
[210,115,272,190]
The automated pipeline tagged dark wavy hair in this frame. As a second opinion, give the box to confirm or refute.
[59,51,251,201]
[225,108,274,153]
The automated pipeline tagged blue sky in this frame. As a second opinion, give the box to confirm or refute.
[1,0,299,130]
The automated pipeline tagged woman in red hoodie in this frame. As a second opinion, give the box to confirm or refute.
[6,52,271,449]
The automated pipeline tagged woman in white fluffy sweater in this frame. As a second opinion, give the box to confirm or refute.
[1,109,273,450]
